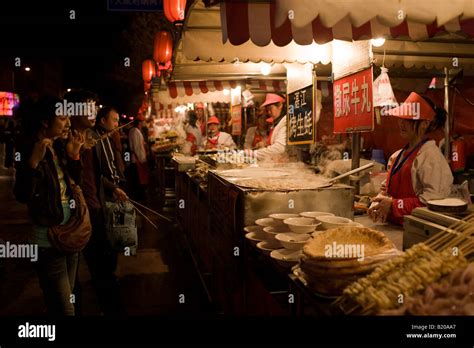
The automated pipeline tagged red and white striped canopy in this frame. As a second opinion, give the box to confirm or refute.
[221,0,474,46]
[165,79,284,99]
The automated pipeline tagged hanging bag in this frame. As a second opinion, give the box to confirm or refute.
[104,200,138,255]
[48,177,92,253]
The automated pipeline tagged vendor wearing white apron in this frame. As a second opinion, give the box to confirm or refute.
[254,93,287,161]
[204,116,236,150]
[368,92,453,225]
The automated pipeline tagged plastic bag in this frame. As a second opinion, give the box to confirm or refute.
[104,201,138,255]
[373,67,398,108]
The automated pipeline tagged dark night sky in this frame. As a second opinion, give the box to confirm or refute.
[0,0,151,114]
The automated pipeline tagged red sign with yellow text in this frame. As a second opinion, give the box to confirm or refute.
[333,67,374,133]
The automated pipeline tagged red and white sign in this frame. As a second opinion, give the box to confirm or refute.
[231,104,242,136]
[333,67,374,133]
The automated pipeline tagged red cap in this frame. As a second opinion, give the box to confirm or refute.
[207,116,220,125]
[261,93,285,108]
[196,102,204,109]
[386,92,436,121]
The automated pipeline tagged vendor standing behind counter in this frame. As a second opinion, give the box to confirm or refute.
[244,108,269,150]
[254,93,288,161]
[368,92,453,225]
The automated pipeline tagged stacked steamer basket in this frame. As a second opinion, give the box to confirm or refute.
[295,226,401,297]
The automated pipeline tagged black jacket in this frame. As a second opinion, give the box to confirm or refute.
[13,139,82,226]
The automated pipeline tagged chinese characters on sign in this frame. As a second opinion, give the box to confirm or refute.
[333,67,374,133]
[287,84,314,145]
[231,104,242,136]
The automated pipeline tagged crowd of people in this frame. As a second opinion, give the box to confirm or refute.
[10,90,153,316]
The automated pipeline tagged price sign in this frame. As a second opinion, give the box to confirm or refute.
[333,66,374,133]
[287,84,314,145]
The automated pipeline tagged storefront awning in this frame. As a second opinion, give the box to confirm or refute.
[153,79,286,105]
[221,0,474,46]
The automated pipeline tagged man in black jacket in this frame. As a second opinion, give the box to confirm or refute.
[66,90,126,316]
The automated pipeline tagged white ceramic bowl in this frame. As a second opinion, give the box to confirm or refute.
[299,211,335,223]
[270,248,302,268]
[256,241,280,256]
[244,225,263,233]
[283,217,319,234]
[245,232,265,247]
[263,225,291,243]
[275,232,311,250]
[269,213,300,224]
[317,216,353,230]
[347,222,364,228]
[255,218,279,228]
[243,225,266,239]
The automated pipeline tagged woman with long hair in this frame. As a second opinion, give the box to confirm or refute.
[14,96,84,315]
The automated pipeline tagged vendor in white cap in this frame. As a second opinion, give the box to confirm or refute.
[368,92,453,225]
[204,116,236,150]
[254,93,287,161]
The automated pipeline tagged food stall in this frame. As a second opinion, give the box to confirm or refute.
[162,0,474,316]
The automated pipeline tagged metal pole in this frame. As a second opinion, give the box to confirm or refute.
[444,67,450,160]
[351,132,361,194]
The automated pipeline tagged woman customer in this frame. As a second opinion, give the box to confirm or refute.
[14,96,85,316]
[368,92,453,225]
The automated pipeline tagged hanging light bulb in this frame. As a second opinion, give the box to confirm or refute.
[371,38,386,47]
[261,63,271,76]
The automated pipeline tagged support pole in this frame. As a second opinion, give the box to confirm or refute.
[351,132,361,194]
[444,67,450,160]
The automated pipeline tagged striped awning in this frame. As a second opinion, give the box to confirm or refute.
[164,79,285,99]
[221,0,474,46]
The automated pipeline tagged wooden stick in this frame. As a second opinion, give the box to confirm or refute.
[99,121,133,140]
[128,199,173,222]
[130,202,159,230]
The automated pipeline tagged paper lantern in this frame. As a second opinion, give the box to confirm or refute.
[164,0,186,23]
[142,60,155,82]
[153,31,173,64]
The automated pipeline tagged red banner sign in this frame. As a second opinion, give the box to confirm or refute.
[333,67,374,133]
[231,104,242,136]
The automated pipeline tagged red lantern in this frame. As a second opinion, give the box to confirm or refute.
[153,31,173,64]
[142,60,155,82]
[164,0,186,23]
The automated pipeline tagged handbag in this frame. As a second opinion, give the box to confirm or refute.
[48,176,92,253]
[104,200,137,255]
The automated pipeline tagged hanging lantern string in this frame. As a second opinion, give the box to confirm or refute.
[382,48,386,68]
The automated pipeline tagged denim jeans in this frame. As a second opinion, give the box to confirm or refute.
[35,247,79,316]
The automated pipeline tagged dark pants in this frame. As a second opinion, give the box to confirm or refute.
[35,248,79,316]
[125,163,146,201]
[82,207,124,316]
